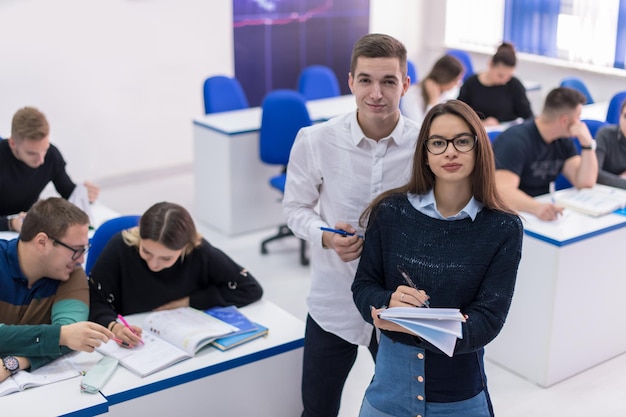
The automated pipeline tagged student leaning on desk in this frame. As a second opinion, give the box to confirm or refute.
[0,106,100,233]
[492,87,598,221]
[88,202,263,347]
[0,198,114,383]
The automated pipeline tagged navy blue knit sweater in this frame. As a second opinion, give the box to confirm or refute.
[352,193,523,402]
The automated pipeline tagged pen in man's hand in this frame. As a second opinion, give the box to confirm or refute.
[117,314,144,345]
[396,265,430,308]
[549,181,556,203]
[320,227,364,239]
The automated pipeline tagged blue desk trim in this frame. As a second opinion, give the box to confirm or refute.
[524,221,626,247]
[59,401,108,417]
[105,338,304,405]
[192,120,257,136]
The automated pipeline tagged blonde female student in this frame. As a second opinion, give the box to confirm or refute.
[352,100,523,417]
[88,202,263,346]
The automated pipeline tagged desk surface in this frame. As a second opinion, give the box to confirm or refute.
[0,299,304,416]
[100,299,304,405]
[581,101,608,122]
[193,94,355,135]
[0,202,121,242]
[520,187,626,246]
[0,353,107,417]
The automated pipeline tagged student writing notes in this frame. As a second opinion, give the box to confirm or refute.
[457,42,533,126]
[493,87,598,221]
[352,100,523,417]
[88,202,263,348]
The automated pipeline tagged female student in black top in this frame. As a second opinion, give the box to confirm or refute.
[88,202,263,346]
[352,100,523,417]
[458,42,533,126]
[596,99,626,189]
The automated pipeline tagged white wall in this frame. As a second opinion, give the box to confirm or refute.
[0,0,232,183]
[1,1,624,184]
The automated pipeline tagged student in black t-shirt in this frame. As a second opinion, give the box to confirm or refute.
[492,87,597,221]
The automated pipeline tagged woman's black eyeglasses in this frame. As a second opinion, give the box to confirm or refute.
[425,134,476,155]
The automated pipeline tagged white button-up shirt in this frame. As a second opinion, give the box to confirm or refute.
[283,110,420,345]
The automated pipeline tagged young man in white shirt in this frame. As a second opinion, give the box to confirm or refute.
[283,33,420,417]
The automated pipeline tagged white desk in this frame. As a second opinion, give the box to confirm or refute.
[193,94,355,235]
[486,196,626,387]
[581,101,609,122]
[0,202,121,242]
[0,300,304,416]
[0,352,107,417]
[100,299,305,417]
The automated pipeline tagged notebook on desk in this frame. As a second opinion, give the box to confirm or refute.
[554,185,626,217]
[96,307,239,377]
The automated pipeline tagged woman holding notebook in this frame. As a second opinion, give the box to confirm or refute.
[88,202,263,347]
[351,101,523,417]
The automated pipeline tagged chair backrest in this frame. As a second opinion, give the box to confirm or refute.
[487,130,502,144]
[407,59,418,85]
[259,90,312,166]
[203,75,249,114]
[554,137,582,190]
[297,65,341,101]
[85,215,141,275]
[559,77,594,104]
[582,119,607,138]
[606,91,626,124]
[446,49,474,82]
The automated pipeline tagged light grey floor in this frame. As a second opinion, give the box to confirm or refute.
[98,168,626,417]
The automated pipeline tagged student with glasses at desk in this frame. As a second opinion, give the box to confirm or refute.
[352,100,522,417]
[0,197,114,383]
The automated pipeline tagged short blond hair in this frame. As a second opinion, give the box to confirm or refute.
[11,106,49,141]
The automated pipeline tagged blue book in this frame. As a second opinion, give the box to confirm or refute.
[204,305,258,337]
[211,323,269,351]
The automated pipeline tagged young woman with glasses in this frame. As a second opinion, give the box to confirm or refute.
[351,100,523,417]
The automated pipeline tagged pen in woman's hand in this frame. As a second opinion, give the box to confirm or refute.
[396,265,430,308]
[117,314,144,345]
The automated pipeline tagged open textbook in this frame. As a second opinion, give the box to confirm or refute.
[554,184,626,217]
[97,307,238,377]
[378,307,465,357]
[0,353,82,397]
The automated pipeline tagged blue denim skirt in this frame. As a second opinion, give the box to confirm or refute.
[358,333,491,417]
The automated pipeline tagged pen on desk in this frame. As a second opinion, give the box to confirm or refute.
[117,314,144,345]
[319,227,364,239]
[396,265,430,308]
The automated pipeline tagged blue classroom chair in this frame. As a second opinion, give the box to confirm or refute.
[203,75,249,114]
[297,65,341,101]
[259,90,312,265]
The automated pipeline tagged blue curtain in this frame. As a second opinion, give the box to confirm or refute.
[615,0,626,68]
[504,0,560,58]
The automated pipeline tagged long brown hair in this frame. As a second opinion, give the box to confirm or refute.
[420,55,463,111]
[360,100,513,227]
